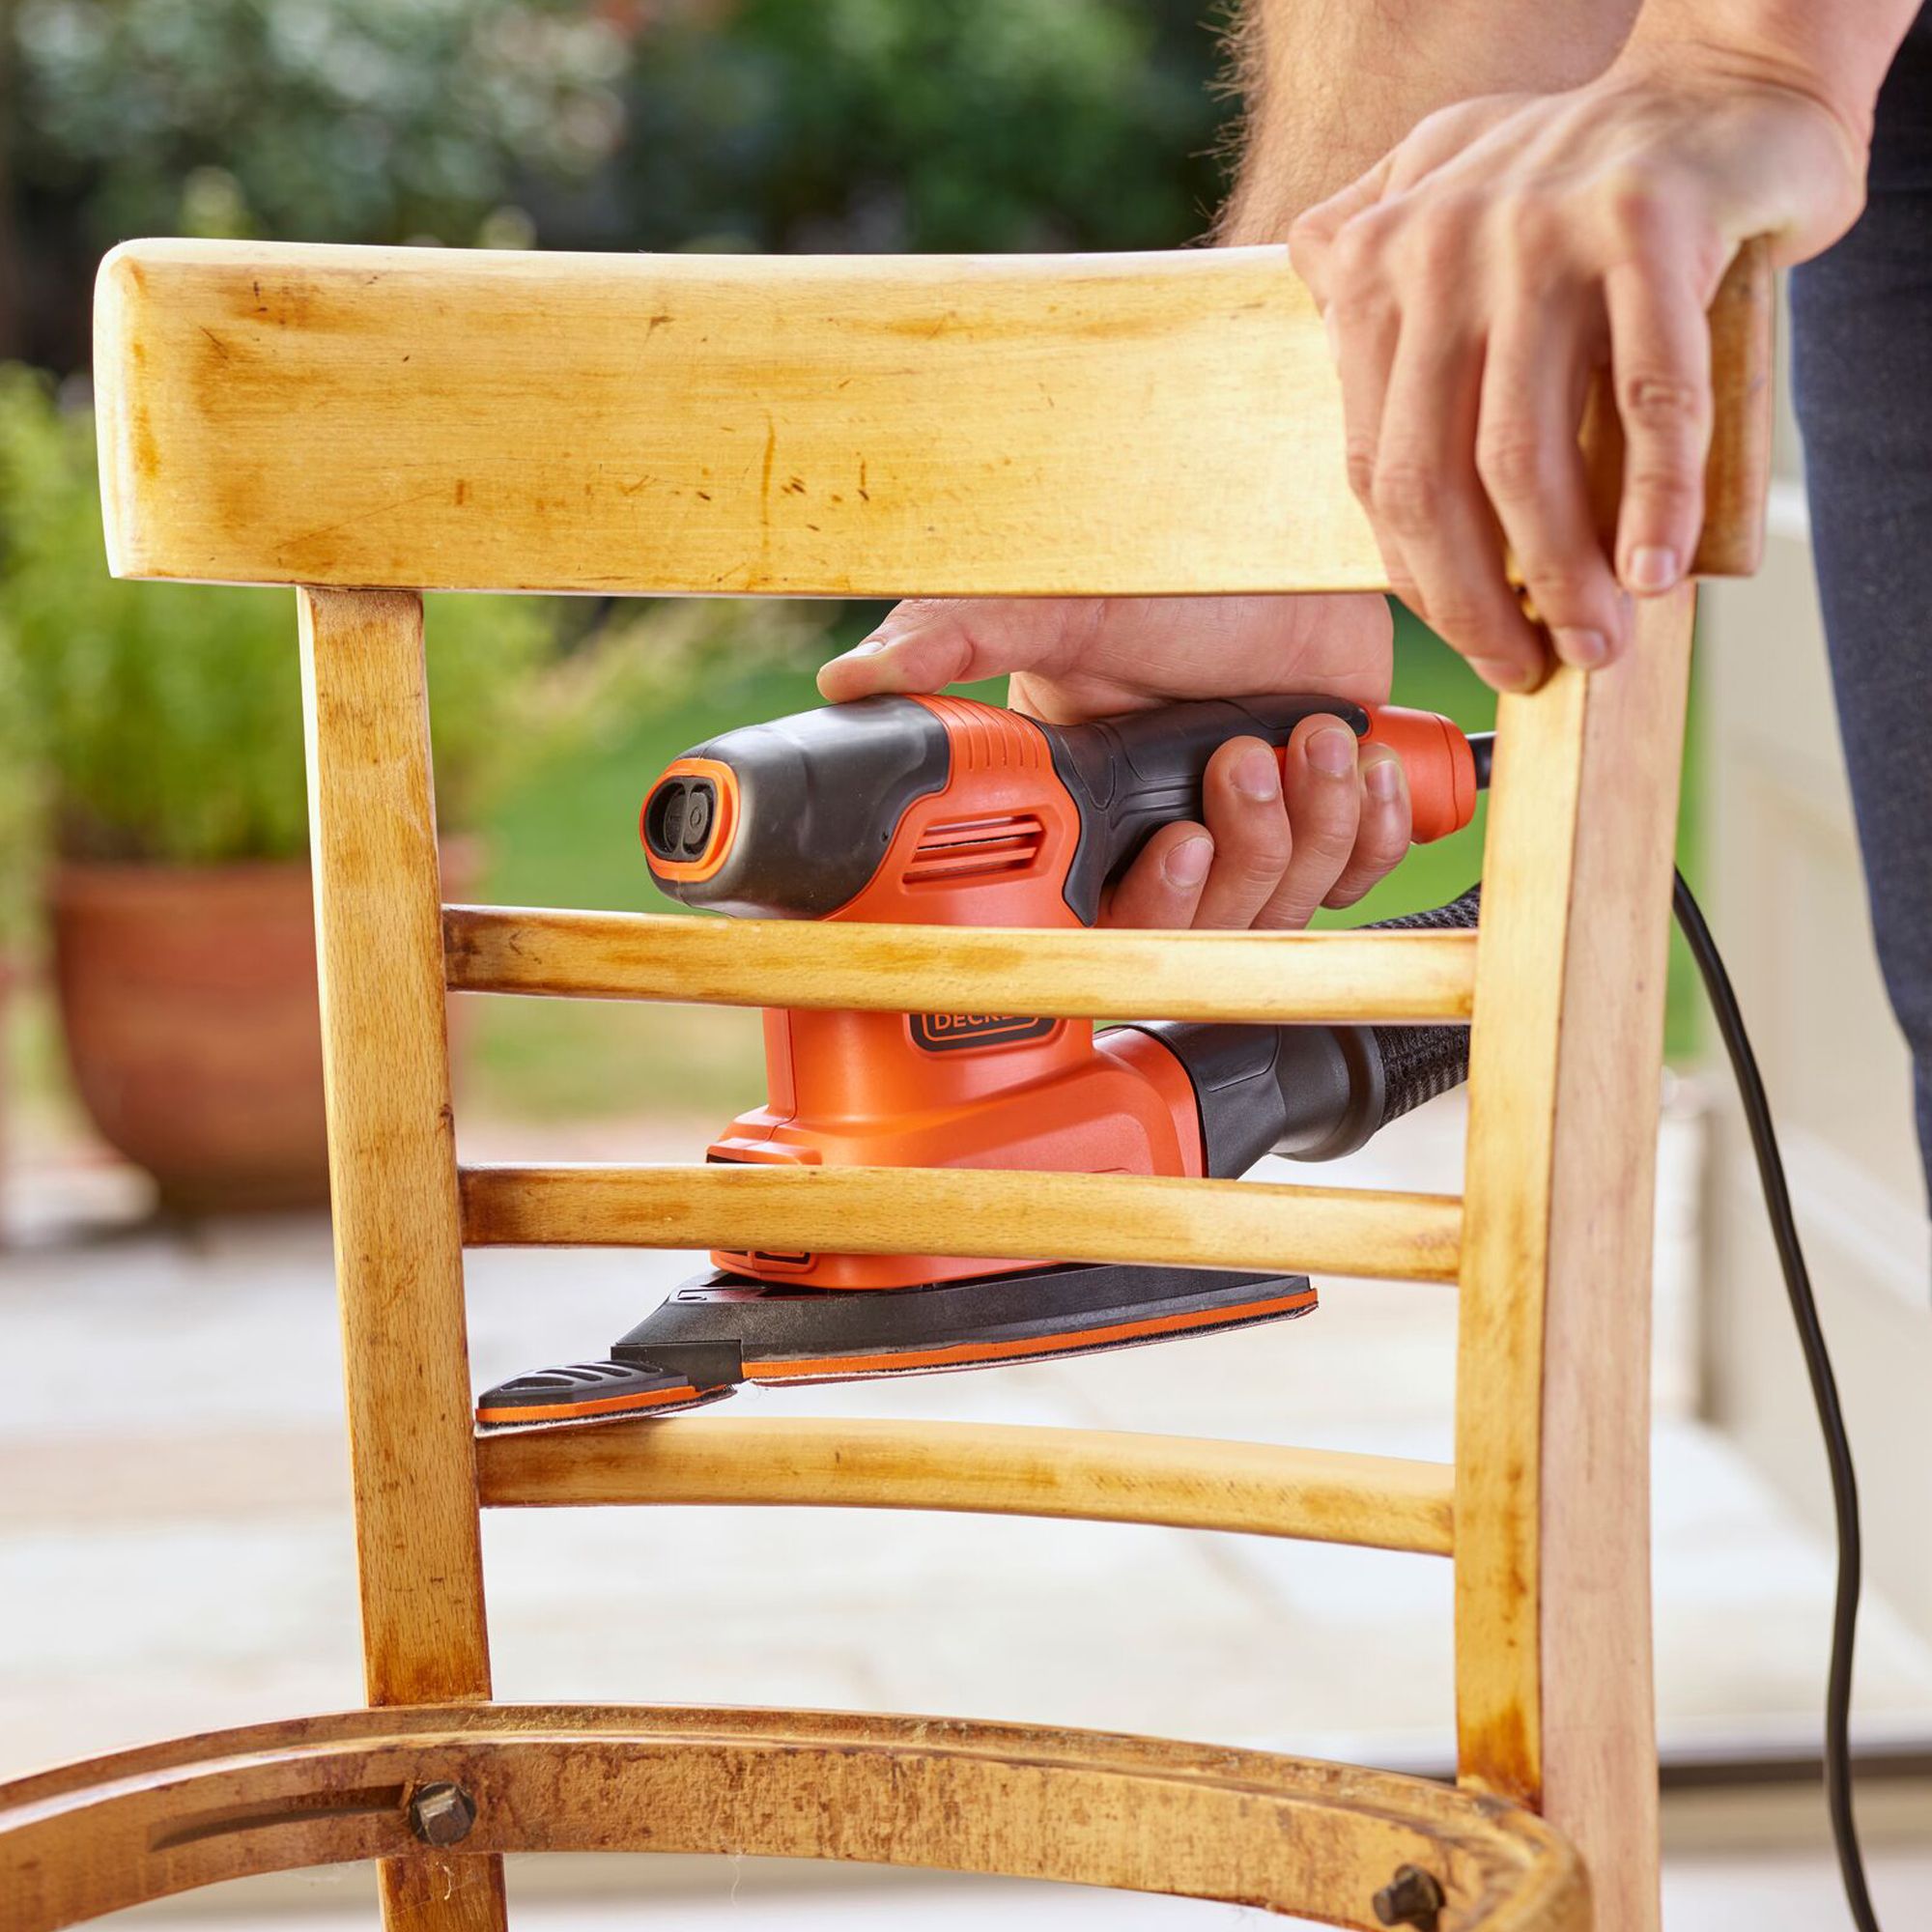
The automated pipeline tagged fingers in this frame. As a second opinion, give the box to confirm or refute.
[1292,90,1734,696]
[1289,156,1396,306]
[1309,185,1554,696]
[1322,745,1412,910]
[1255,718,1403,927]
[1189,738,1295,928]
[1322,229,1402,532]
[1295,199,1403,595]
[1372,313,1551,692]
[816,597,1097,703]
[1476,298,1633,670]
[1101,724,1412,933]
[1604,256,1712,599]
[1100,821,1214,929]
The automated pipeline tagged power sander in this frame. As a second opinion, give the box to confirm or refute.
[476,693,1487,1429]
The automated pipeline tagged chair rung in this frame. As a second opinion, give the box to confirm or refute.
[457,1163,1463,1282]
[442,904,1478,1024]
[476,1417,1456,1557]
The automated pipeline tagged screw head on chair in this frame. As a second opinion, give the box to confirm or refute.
[1373,1861,1446,1930]
[408,1780,477,1847]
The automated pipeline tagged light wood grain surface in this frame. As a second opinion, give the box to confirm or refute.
[457,1161,1464,1283]
[1533,591,1691,1930]
[1453,668,1591,1814]
[443,903,1480,1023]
[298,588,505,1931]
[93,237,1768,598]
[0,1706,1588,1932]
[476,1416,1456,1557]
[1452,594,1694,1932]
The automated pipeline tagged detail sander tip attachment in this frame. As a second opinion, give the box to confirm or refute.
[475,1263,1318,1428]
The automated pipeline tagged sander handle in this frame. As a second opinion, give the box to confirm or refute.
[1043,697,1479,923]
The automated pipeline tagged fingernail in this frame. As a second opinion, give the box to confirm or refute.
[1364,754,1404,802]
[838,636,891,659]
[1475,656,1536,693]
[1164,836,1213,888]
[1625,546,1679,594]
[1308,725,1357,779]
[1555,627,1608,668]
[1236,748,1282,799]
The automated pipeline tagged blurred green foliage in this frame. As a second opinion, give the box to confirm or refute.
[2,0,1236,365]
[12,0,624,229]
[0,606,37,942]
[3,0,628,359]
[583,0,1234,255]
[0,364,555,865]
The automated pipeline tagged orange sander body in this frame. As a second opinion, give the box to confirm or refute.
[478,693,1484,1430]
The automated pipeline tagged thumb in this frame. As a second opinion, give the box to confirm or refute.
[1289,156,1395,307]
[817,597,1088,702]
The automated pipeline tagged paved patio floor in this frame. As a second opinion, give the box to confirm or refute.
[93,1844,1932,1931]
[6,1093,1931,1927]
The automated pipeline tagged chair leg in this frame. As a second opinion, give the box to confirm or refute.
[299,587,505,1932]
[381,1854,510,1932]
[1456,586,1695,1932]
[1533,588,1695,1932]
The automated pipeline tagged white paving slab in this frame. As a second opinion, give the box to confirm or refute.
[85,1842,1932,1931]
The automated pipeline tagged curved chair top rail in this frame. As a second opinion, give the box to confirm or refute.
[0,1704,1586,1932]
[93,237,1770,599]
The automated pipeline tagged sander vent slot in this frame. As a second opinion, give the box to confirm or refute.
[721,1248,814,1272]
[905,812,1045,883]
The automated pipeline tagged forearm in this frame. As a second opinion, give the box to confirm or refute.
[1222,0,1638,240]
[1223,0,1919,244]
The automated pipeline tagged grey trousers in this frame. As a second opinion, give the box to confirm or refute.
[1789,10,1932,1202]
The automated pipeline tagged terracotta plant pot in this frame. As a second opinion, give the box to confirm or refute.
[50,844,476,1214]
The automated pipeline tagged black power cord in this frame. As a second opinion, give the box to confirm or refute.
[1671,868,1879,1931]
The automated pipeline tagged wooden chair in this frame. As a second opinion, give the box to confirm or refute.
[0,235,1771,1932]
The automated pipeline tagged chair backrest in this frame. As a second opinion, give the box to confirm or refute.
[91,235,1773,1932]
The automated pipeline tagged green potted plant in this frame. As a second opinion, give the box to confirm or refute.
[0,607,42,1221]
[0,365,554,1210]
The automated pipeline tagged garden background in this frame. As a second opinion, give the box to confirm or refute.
[0,0,1553,1191]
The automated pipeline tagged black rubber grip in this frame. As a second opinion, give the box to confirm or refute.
[1365,885,1482,1133]
[1124,885,1481,1177]
[1125,1019,1383,1175]
[1040,696,1371,923]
